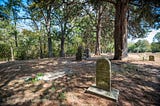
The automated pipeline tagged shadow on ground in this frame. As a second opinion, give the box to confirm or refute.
[0,57,159,106]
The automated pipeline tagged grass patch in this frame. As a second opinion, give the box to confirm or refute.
[25,73,44,83]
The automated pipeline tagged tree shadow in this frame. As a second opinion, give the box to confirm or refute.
[0,57,160,106]
[0,60,44,105]
[111,61,160,106]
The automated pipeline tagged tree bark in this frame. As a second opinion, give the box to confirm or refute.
[95,5,103,55]
[39,37,43,58]
[14,30,18,47]
[60,32,65,57]
[59,22,66,57]
[47,32,53,57]
[10,46,14,61]
[59,2,67,57]
[43,37,47,57]
[13,21,18,47]
[46,5,53,58]
[114,0,128,60]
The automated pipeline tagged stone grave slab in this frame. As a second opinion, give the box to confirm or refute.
[86,58,119,101]
[22,69,73,81]
[86,84,119,101]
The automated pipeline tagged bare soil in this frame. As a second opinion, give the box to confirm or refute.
[0,53,160,106]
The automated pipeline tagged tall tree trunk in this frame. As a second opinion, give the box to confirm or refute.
[46,5,53,58]
[114,0,128,60]
[14,22,18,47]
[60,32,65,57]
[39,37,43,58]
[47,31,53,57]
[14,30,18,47]
[95,5,103,55]
[60,22,66,57]
[10,46,14,61]
[43,40,47,57]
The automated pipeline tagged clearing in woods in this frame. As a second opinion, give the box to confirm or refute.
[0,53,160,106]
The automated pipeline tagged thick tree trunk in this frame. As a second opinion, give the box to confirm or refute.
[95,5,103,55]
[59,21,67,57]
[47,32,53,57]
[114,0,128,60]
[46,5,53,58]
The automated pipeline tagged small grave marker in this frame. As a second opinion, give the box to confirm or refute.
[84,48,91,58]
[76,46,83,61]
[149,55,155,61]
[86,58,119,101]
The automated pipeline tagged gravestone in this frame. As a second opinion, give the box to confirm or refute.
[76,46,83,61]
[86,58,119,101]
[84,48,91,58]
[96,58,111,91]
[149,55,155,61]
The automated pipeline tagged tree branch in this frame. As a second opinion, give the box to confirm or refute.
[40,10,47,23]
[84,8,96,25]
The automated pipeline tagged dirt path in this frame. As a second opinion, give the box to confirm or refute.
[0,54,160,106]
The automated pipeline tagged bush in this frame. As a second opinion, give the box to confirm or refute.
[0,43,11,60]
[128,40,151,53]
[151,42,160,52]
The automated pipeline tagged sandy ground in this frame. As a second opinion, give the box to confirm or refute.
[0,53,160,106]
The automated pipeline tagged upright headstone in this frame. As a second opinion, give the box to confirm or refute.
[96,58,111,91]
[76,46,82,61]
[149,55,155,61]
[84,48,91,58]
[86,58,119,101]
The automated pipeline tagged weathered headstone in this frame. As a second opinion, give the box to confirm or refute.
[84,48,91,58]
[86,58,119,101]
[149,55,155,61]
[96,58,111,91]
[76,46,82,61]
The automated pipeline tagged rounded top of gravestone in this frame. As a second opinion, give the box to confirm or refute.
[96,57,111,73]
[96,57,111,67]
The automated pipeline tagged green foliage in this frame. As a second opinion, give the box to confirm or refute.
[153,32,160,42]
[1,0,159,60]
[151,32,160,52]
[74,15,95,51]
[25,73,44,83]
[135,40,151,52]
[31,77,39,83]
[0,43,11,60]
[151,42,160,52]
[16,29,40,60]
[128,42,136,53]
[58,92,66,100]
[51,86,56,92]
[37,72,44,77]
[128,1,160,39]
[66,49,75,56]
[128,40,151,53]
[65,35,83,55]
